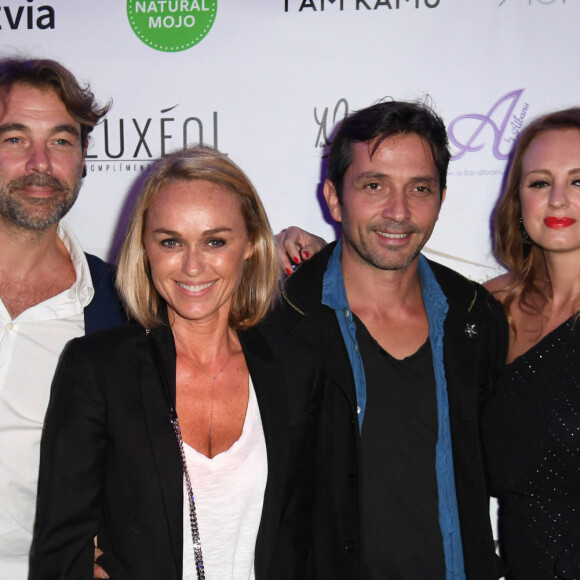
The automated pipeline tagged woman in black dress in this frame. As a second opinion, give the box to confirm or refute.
[483,108,580,579]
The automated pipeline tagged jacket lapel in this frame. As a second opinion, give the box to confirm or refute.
[281,242,358,411]
[140,323,184,575]
[294,306,358,410]
[238,326,291,579]
[140,322,292,578]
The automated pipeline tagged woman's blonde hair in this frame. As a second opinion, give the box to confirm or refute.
[493,107,580,328]
[117,145,280,329]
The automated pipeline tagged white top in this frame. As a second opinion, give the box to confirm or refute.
[0,222,94,580]
[182,378,268,580]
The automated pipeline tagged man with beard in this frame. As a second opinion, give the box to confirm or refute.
[269,101,508,579]
[0,57,125,579]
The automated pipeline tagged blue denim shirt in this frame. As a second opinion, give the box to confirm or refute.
[321,239,466,580]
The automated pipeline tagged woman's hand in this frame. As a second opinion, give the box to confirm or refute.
[276,226,327,275]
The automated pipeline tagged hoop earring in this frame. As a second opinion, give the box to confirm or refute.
[518,217,533,245]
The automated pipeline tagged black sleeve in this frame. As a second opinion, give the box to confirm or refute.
[30,340,108,579]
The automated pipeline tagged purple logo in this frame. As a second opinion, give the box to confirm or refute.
[448,89,529,161]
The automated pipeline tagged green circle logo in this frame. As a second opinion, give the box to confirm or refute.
[127,0,217,52]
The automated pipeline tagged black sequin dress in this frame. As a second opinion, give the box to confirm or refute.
[482,316,580,579]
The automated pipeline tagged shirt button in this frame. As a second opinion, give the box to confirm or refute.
[356,406,361,414]
[344,310,350,318]
[348,473,358,486]
[354,344,359,352]
[345,541,357,553]
[7,324,13,330]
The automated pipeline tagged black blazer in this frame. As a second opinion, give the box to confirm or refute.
[266,243,509,580]
[83,253,126,333]
[30,321,323,579]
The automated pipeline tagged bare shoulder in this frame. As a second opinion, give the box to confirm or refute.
[483,272,514,304]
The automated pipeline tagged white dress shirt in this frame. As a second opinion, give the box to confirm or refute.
[0,222,94,580]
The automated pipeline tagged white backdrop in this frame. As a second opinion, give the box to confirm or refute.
[3,0,578,281]
[3,0,578,562]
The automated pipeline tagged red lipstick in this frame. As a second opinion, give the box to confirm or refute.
[544,216,575,229]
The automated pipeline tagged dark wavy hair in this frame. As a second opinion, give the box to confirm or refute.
[0,56,110,150]
[327,100,450,202]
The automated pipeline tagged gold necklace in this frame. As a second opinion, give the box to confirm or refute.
[187,351,234,458]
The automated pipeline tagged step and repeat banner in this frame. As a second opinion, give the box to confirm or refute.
[1,0,577,280]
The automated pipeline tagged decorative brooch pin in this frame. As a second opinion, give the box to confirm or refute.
[464,323,478,338]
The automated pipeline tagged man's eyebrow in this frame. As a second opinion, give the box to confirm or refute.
[408,175,438,184]
[0,123,80,138]
[353,172,437,182]
[354,171,389,180]
[53,124,80,138]
[0,123,26,135]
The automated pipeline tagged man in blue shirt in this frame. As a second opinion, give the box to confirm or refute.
[269,101,507,580]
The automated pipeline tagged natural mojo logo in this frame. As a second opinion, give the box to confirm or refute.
[127,0,217,52]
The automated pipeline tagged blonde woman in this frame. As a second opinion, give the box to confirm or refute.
[31,146,324,580]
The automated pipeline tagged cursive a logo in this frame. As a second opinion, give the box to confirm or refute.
[448,90,530,161]
[0,0,54,30]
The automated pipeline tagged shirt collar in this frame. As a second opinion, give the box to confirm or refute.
[57,221,94,308]
[322,239,447,315]
[418,254,448,317]
[321,239,349,310]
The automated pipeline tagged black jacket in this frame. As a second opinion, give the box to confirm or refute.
[84,253,126,333]
[30,320,323,579]
[266,242,509,580]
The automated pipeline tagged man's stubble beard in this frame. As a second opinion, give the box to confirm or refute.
[0,172,83,231]
[347,221,430,272]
